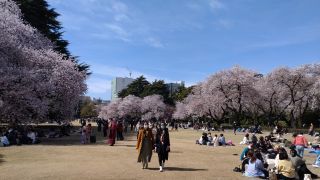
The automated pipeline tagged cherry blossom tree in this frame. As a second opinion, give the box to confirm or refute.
[0,0,87,123]
[173,102,188,120]
[268,67,314,128]
[98,99,122,119]
[141,95,166,121]
[117,95,142,120]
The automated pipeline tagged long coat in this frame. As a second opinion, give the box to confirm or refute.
[108,121,117,145]
[136,128,154,162]
[155,128,170,160]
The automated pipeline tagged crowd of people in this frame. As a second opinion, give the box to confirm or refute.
[0,122,74,147]
[0,126,40,146]
[236,128,320,179]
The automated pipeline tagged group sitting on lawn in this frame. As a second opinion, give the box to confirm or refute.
[237,131,320,179]
[196,133,235,146]
[0,126,40,146]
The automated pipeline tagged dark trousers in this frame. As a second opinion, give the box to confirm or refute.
[103,127,107,137]
[158,153,166,166]
[277,174,295,180]
[297,164,318,179]
[241,158,249,172]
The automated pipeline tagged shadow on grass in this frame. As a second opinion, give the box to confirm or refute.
[116,144,136,148]
[148,167,208,172]
[0,154,5,165]
[34,127,137,146]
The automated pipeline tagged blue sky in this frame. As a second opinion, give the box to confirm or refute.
[47,0,320,100]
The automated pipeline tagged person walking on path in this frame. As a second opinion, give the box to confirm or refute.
[292,132,308,158]
[136,122,154,169]
[117,121,124,141]
[86,124,92,143]
[102,119,108,137]
[108,118,117,146]
[155,123,170,172]
[233,121,237,135]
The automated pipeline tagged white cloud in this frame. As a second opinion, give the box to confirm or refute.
[209,0,225,10]
[111,1,128,13]
[86,77,111,93]
[104,24,131,42]
[215,19,233,29]
[145,37,164,48]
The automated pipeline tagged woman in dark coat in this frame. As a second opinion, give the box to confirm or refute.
[155,123,170,172]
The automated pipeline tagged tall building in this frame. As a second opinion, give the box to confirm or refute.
[166,81,185,96]
[111,77,134,101]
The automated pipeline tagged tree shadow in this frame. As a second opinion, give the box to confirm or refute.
[115,144,136,148]
[148,167,208,172]
[33,127,137,146]
[0,154,5,165]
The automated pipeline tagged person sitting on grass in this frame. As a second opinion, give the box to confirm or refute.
[257,136,269,153]
[290,148,318,179]
[207,133,213,146]
[240,144,254,173]
[277,148,296,180]
[27,129,37,144]
[47,127,58,138]
[196,132,208,145]
[240,133,250,145]
[0,131,9,147]
[218,134,226,146]
[251,133,258,148]
[213,134,219,147]
[244,150,268,178]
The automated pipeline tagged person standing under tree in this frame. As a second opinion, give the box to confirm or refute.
[155,123,170,172]
[136,122,154,169]
[108,118,117,146]
[233,121,237,135]
[309,123,314,136]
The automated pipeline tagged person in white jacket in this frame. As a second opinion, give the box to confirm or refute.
[240,133,250,145]
[213,134,219,147]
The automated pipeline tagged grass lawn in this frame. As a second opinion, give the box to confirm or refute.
[1,127,320,180]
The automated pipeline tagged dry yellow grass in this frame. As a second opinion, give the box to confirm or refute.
[0,128,319,180]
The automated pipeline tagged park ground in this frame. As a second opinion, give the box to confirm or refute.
[1,127,320,180]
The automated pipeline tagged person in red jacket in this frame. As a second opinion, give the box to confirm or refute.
[292,132,308,158]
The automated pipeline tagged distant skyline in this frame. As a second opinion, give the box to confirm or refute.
[47,0,320,100]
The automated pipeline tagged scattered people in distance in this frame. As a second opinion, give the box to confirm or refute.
[309,123,314,136]
[218,134,226,146]
[240,133,250,145]
[213,134,219,147]
[251,133,258,148]
[108,118,117,146]
[292,132,308,158]
[117,121,124,141]
[86,124,92,143]
[233,121,237,135]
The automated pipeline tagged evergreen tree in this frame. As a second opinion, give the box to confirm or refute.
[118,76,150,98]
[13,0,90,74]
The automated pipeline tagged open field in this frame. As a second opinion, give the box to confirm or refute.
[1,128,320,180]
